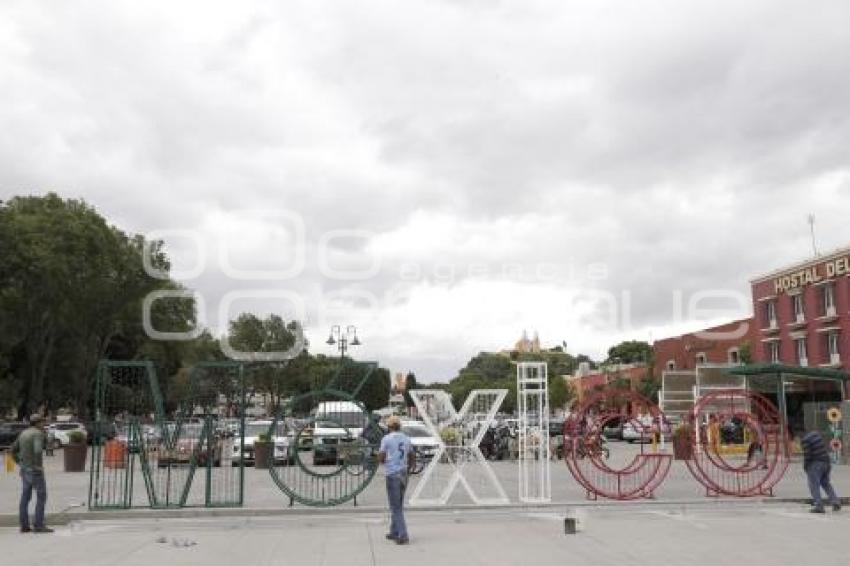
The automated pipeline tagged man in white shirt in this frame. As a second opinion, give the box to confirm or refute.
[378,416,414,545]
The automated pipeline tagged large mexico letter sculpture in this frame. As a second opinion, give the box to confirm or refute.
[90,361,246,509]
[685,389,789,497]
[408,389,510,505]
[267,361,382,507]
[517,363,551,502]
[564,389,673,501]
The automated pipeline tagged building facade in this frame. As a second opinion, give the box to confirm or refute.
[751,247,850,370]
[570,362,651,404]
[653,318,756,372]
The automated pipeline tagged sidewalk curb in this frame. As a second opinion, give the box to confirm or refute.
[2,497,827,528]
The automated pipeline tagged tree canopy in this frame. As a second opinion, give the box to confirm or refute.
[606,340,653,364]
[0,194,393,419]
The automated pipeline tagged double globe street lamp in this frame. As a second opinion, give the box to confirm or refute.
[326,325,361,359]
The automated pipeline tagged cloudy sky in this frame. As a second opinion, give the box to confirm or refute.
[2,0,849,380]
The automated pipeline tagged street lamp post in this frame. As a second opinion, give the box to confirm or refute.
[326,325,361,359]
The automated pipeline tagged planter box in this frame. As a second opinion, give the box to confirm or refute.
[254,442,273,469]
[672,432,693,460]
[64,443,88,472]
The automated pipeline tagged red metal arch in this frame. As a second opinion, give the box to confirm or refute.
[564,389,672,500]
[685,389,789,497]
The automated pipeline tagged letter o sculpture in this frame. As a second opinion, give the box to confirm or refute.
[564,389,672,500]
[685,389,789,497]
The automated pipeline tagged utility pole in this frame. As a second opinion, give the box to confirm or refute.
[808,213,820,257]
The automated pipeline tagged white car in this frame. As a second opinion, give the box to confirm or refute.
[47,422,87,448]
[622,417,672,444]
[233,420,292,466]
[312,401,368,465]
[400,420,440,459]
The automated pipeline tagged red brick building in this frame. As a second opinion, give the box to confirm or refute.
[751,248,850,369]
[653,318,757,372]
[570,363,651,404]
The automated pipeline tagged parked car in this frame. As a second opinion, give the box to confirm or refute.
[312,401,368,465]
[158,423,224,467]
[622,416,672,443]
[602,416,626,441]
[0,422,28,449]
[46,422,87,448]
[234,420,292,466]
[400,420,440,460]
[548,418,567,437]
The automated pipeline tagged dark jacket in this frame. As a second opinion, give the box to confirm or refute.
[10,427,45,472]
[800,431,830,471]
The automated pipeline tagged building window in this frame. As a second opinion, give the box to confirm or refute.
[822,284,837,317]
[666,360,676,371]
[728,348,740,364]
[828,332,840,365]
[768,341,780,363]
[764,301,778,328]
[695,353,707,365]
[796,338,808,366]
[792,294,805,323]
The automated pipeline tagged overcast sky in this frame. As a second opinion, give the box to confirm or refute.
[2,1,849,381]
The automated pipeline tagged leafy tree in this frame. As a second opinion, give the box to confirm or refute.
[637,378,661,404]
[228,314,299,412]
[402,371,417,407]
[606,340,652,365]
[548,375,574,413]
[0,194,183,418]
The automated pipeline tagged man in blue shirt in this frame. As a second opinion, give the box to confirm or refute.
[801,430,841,513]
[378,416,414,544]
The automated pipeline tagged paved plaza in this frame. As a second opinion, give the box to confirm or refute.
[3,446,850,517]
[3,446,848,564]
[2,505,847,566]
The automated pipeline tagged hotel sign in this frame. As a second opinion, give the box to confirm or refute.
[774,256,850,294]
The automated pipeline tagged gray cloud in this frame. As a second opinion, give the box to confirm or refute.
[1,0,849,380]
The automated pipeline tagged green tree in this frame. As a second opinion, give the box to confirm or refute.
[637,378,661,404]
[607,340,652,364]
[0,194,184,417]
[549,375,574,413]
[402,371,418,407]
[227,313,299,412]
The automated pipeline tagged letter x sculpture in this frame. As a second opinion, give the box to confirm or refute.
[408,389,509,506]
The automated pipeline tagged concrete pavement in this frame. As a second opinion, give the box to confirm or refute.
[1,505,846,566]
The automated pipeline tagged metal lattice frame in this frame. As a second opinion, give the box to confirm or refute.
[89,361,246,510]
[268,361,381,507]
[685,389,789,497]
[407,389,509,506]
[564,389,672,501]
[517,363,551,503]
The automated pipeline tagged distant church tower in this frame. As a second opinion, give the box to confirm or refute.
[514,330,542,354]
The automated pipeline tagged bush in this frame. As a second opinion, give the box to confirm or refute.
[67,430,86,444]
[440,427,460,445]
[257,432,271,443]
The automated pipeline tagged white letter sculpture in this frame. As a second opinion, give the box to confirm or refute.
[517,362,551,502]
[408,389,509,506]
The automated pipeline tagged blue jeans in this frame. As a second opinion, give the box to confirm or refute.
[386,474,408,540]
[20,468,47,529]
[806,461,839,508]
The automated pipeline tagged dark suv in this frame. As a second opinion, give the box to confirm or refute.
[0,422,29,449]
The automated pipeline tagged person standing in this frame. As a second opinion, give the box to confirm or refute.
[378,416,414,545]
[800,430,841,514]
[10,415,53,533]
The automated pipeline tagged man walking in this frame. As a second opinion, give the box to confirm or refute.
[378,416,414,545]
[10,415,53,533]
[800,430,841,514]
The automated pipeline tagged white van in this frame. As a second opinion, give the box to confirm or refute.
[312,401,368,465]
